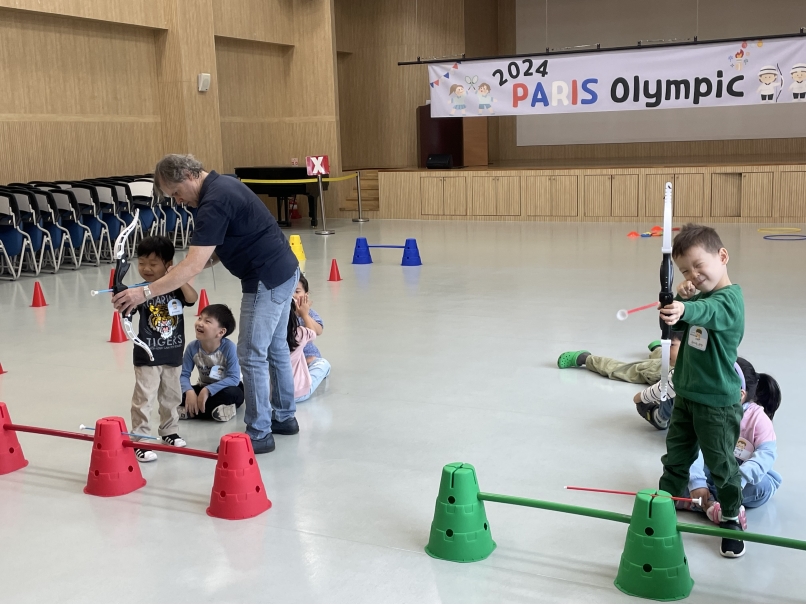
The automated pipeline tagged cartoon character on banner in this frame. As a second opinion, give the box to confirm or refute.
[757,65,782,103]
[448,83,467,115]
[476,82,497,114]
[788,63,806,101]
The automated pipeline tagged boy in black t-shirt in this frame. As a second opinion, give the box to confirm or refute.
[130,236,198,462]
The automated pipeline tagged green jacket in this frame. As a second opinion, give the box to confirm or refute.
[672,285,744,407]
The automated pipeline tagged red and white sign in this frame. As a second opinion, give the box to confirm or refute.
[306,155,330,176]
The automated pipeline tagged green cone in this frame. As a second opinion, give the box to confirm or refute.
[615,489,694,601]
[425,462,496,562]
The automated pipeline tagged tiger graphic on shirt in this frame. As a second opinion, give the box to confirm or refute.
[148,302,178,339]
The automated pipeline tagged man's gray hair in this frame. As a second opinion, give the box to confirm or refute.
[154,154,204,188]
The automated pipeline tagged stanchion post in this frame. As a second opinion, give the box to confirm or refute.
[314,174,335,235]
[352,171,369,223]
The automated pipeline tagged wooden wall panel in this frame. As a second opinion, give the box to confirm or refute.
[584,175,611,217]
[611,174,638,217]
[0,1,167,29]
[335,0,464,170]
[779,171,806,217]
[0,10,163,182]
[741,172,774,217]
[212,0,294,45]
[711,173,742,217]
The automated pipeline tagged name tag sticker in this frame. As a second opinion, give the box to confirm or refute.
[688,325,708,351]
[167,299,183,316]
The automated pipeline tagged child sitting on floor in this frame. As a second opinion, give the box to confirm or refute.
[287,298,330,403]
[677,358,782,527]
[557,333,682,385]
[294,274,325,365]
[179,304,244,422]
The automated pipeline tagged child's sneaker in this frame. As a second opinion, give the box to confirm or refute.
[706,502,747,529]
[135,448,157,462]
[718,518,746,558]
[161,434,187,447]
[178,405,188,420]
[635,401,670,430]
[211,404,237,422]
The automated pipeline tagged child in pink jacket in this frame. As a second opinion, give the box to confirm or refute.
[286,299,330,403]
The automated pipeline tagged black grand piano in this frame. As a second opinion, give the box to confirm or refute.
[234,166,328,228]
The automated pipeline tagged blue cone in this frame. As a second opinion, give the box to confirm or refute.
[352,237,373,264]
[401,238,422,266]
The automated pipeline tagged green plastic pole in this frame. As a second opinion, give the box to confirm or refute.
[677,521,806,551]
[478,492,632,525]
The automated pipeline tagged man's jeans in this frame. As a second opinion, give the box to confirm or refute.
[238,268,299,440]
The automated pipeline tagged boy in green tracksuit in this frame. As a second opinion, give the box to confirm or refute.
[658,223,746,558]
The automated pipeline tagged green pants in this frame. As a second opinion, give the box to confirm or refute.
[584,348,661,385]
[659,395,743,517]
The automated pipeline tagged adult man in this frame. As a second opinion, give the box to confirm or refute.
[113,154,300,454]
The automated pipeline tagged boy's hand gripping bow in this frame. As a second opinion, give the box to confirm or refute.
[658,182,674,400]
[112,209,154,361]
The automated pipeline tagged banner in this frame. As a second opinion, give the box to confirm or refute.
[428,37,806,117]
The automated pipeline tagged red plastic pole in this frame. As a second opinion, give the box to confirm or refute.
[565,486,698,504]
[121,439,218,461]
[5,423,95,443]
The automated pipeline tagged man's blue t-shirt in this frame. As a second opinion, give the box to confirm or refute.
[191,172,298,292]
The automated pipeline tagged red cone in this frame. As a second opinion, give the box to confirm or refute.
[108,268,116,290]
[0,402,28,476]
[207,433,271,520]
[31,282,47,307]
[197,289,210,316]
[328,259,342,282]
[0,362,6,375]
[84,417,145,497]
[109,313,127,343]
[627,231,640,238]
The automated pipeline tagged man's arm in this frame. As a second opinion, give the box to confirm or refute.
[113,245,215,316]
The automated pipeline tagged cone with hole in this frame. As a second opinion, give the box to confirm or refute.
[328,259,342,282]
[196,289,209,316]
[401,238,422,266]
[31,282,47,307]
[207,433,271,520]
[84,417,146,497]
[0,402,28,475]
[352,237,372,264]
[614,489,693,601]
[289,234,306,261]
[109,312,127,343]
[425,462,495,562]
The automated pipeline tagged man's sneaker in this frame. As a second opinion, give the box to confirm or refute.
[719,518,746,558]
[251,433,275,454]
[135,448,157,462]
[211,404,237,422]
[636,401,669,430]
[178,405,188,420]
[706,502,747,529]
[648,340,662,352]
[271,415,300,435]
[161,434,187,447]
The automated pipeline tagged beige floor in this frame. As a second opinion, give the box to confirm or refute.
[0,218,804,602]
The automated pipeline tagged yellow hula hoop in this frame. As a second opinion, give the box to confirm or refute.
[757,227,802,233]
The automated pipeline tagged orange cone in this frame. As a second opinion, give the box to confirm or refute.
[108,268,116,290]
[31,282,47,307]
[0,402,28,475]
[207,433,271,520]
[84,417,145,497]
[197,289,209,316]
[627,231,640,238]
[328,259,342,282]
[109,313,127,343]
